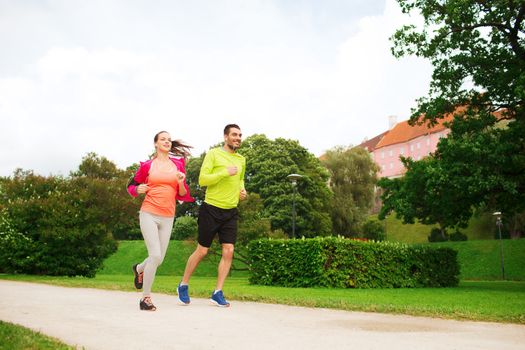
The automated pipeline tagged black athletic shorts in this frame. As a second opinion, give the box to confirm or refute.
[197,202,239,248]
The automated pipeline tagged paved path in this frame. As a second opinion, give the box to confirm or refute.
[1,280,524,350]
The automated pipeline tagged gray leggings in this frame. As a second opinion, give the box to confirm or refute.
[137,211,174,297]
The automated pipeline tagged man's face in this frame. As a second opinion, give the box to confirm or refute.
[224,127,242,151]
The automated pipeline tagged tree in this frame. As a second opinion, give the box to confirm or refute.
[321,146,379,237]
[71,152,120,179]
[391,0,524,124]
[390,0,525,220]
[379,156,472,239]
[72,153,141,240]
[361,218,386,241]
[0,166,118,276]
[238,134,333,237]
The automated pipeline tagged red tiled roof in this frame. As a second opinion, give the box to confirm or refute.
[375,114,454,149]
[357,131,388,152]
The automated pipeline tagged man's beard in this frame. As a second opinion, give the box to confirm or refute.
[226,143,238,151]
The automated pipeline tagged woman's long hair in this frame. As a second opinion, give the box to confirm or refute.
[170,139,193,159]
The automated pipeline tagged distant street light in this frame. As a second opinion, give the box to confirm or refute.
[493,211,506,280]
[287,174,302,238]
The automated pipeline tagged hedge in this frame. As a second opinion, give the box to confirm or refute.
[248,237,459,288]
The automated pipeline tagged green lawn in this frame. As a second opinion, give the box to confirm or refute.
[0,320,75,350]
[433,239,525,281]
[378,212,496,243]
[98,240,249,277]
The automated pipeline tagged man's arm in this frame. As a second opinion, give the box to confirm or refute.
[199,151,229,187]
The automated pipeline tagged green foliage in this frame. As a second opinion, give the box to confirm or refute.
[70,152,120,179]
[361,218,386,241]
[390,0,525,224]
[172,216,198,240]
[428,227,449,243]
[238,134,333,237]
[379,156,472,231]
[322,146,379,237]
[0,154,140,276]
[450,230,468,242]
[248,237,459,288]
[392,0,524,124]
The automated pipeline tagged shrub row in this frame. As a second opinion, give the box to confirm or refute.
[248,237,459,288]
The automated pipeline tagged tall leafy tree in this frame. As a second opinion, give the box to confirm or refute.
[322,146,379,237]
[379,156,472,239]
[391,0,524,123]
[389,0,525,221]
[238,134,332,237]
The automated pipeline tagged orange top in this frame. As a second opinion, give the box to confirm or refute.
[141,160,180,217]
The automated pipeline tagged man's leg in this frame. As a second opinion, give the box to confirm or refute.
[215,243,234,291]
[181,244,209,284]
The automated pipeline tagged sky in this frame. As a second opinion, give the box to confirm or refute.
[0,0,432,176]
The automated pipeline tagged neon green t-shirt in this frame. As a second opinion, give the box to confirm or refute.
[199,147,246,209]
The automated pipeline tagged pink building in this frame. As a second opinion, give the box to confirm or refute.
[360,115,453,179]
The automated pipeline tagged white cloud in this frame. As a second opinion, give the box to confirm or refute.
[0,0,432,176]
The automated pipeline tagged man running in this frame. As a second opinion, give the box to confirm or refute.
[178,124,247,307]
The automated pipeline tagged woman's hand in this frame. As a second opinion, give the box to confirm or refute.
[176,171,186,184]
[137,184,149,194]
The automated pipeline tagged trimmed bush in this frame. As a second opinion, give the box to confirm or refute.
[361,219,386,241]
[449,230,468,241]
[428,227,449,242]
[172,216,198,240]
[248,237,459,288]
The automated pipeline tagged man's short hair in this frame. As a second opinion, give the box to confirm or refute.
[224,124,241,135]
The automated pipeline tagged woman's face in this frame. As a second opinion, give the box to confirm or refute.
[155,132,172,153]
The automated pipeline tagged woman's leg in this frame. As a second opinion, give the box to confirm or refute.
[139,211,163,297]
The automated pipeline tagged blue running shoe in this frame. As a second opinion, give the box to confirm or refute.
[177,283,190,305]
[210,290,230,307]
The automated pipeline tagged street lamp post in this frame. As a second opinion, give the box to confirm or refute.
[287,174,302,238]
[493,211,506,280]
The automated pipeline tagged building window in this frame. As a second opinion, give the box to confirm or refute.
[382,165,386,171]
[389,162,393,169]
[426,138,430,146]
[417,142,421,149]
[400,147,405,155]
[410,144,414,151]
[389,150,393,157]
[381,152,385,159]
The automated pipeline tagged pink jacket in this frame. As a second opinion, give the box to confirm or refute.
[127,157,194,203]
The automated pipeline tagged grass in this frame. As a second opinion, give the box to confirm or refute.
[433,239,525,281]
[0,320,75,350]
[377,212,496,244]
[1,274,524,324]
[99,240,249,277]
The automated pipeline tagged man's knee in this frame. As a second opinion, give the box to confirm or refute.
[222,244,234,259]
[194,244,209,258]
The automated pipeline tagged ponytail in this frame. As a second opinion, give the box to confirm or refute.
[170,140,193,159]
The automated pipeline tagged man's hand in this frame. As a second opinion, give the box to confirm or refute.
[240,189,247,201]
[227,166,238,176]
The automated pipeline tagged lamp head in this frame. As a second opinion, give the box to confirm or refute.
[287,173,302,185]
